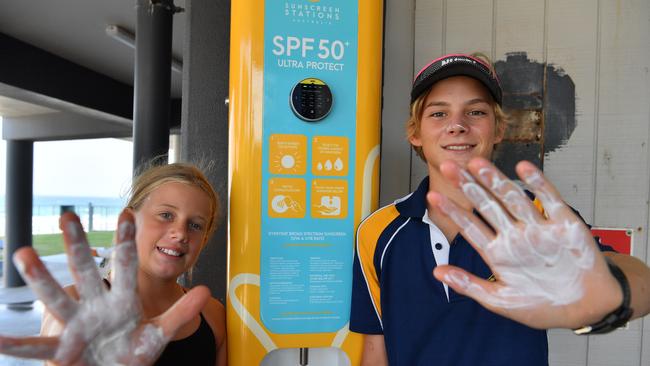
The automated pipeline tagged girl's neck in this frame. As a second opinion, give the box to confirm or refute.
[137,270,185,317]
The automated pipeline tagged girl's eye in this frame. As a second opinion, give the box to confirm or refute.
[189,222,204,231]
[159,212,173,220]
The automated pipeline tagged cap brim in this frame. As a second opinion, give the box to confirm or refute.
[411,63,502,105]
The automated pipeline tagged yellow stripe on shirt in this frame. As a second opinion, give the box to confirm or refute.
[356,204,401,319]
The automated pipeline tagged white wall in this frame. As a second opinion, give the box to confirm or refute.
[381,0,650,364]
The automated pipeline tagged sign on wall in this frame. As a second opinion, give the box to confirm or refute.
[591,227,633,255]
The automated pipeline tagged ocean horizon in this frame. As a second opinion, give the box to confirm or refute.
[0,195,125,235]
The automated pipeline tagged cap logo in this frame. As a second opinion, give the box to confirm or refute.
[441,57,477,67]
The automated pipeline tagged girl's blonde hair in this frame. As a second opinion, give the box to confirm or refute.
[406,52,509,161]
[127,162,220,244]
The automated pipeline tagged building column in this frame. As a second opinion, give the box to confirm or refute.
[180,0,230,301]
[132,0,177,169]
[3,140,33,288]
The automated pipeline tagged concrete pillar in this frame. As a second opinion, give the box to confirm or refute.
[3,140,33,288]
[132,0,177,169]
[179,0,230,302]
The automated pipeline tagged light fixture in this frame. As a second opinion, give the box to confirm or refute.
[105,24,183,74]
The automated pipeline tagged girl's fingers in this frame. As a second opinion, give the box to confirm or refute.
[0,335,58,360]
[12,248,78,322]
[55,312,99,365]
[111,211,138,297]
[127,287,210,366]
[467,159,544,225]
[60,212,105,300]
[155,286,211,339]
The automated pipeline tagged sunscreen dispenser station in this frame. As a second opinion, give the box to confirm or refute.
[227,0,383,365]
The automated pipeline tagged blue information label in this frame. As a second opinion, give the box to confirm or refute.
[260,0,358,334]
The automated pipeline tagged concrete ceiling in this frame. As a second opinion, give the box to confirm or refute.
[0,0,186,138]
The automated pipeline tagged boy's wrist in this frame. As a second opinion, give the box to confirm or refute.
[573,258,633,335]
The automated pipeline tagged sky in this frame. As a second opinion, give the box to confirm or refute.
[0,117,134,198]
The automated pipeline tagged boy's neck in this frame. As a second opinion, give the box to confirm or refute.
[425,168,474,241]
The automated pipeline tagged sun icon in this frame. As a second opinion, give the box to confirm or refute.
[271,151,303,174]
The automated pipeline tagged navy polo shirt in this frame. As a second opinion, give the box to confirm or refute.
[350,177,550,366]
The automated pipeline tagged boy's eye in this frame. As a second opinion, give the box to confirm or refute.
[468,110,487,116]
[428,111,445,118]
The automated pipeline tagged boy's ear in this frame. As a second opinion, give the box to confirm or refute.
[494,120,506,144]
[409,133,423,147]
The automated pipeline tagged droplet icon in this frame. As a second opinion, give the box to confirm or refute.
[324,160,333,171]
[334,158,343,171]
[317,162,323,171]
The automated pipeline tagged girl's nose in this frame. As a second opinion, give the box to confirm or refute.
[169,223,189,244]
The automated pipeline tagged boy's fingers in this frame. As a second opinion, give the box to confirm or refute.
[516,161,571,219]
[440,161,517,231]
[458,169,516,232]
[60,212,105,300]
[468,159,544,224]
[428,192,493,251]
[13,248,78,322]
[434,265,498,301]
[434,265,548,310]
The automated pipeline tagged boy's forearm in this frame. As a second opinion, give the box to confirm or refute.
[606,252,650,319]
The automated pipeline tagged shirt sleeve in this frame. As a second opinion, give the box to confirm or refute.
[349,221,384,335]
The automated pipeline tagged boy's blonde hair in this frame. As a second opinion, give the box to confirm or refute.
[406,52,509,161]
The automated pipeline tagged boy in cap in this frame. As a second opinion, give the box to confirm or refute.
[350,53,650,365]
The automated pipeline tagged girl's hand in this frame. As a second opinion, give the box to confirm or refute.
[0,211,209,365]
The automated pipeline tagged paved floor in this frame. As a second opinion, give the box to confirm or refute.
[0,302,43,366]
[0,254,103,365]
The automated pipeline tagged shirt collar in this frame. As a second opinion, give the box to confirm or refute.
[395,176,430,218]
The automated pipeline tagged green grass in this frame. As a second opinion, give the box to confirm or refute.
[1,231,114,259]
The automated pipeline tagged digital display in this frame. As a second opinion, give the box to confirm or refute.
[290,78,333,122]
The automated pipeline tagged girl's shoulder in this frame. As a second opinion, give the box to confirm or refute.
[201,294,227,345]
[203,296,226,324]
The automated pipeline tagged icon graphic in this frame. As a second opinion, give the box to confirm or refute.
[312,136,349,176]
[281,155,295,169]
[324,160,333,171]
[334,158,343,171]
[315,196,341,216]
[269,134,306,175]
[271,195,302,214]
